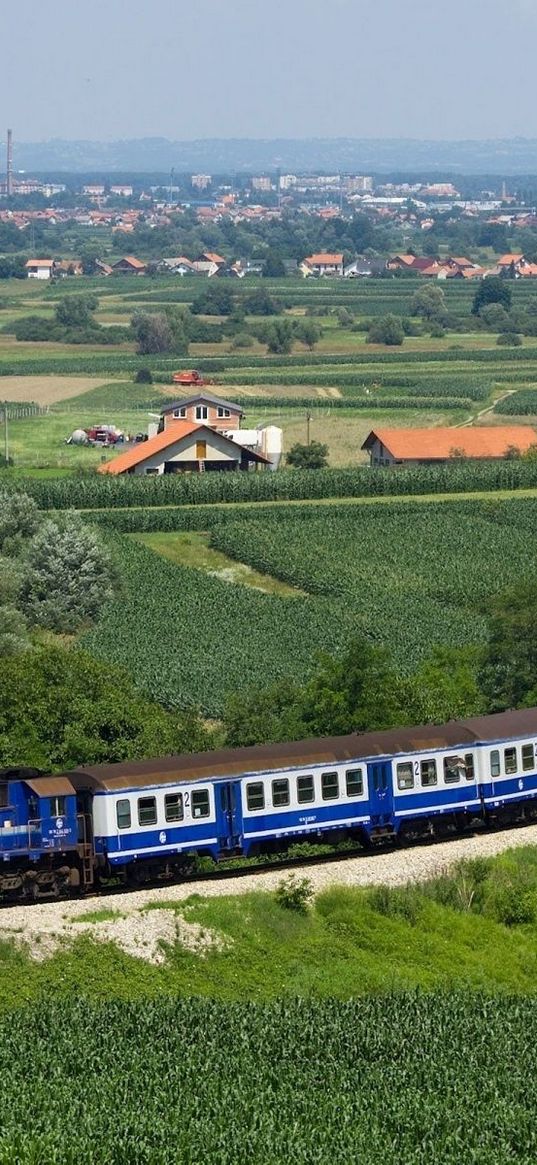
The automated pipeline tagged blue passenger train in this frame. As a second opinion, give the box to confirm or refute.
[2,707,537,900]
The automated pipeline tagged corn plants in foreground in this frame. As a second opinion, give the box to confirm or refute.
[1,993,537,1164]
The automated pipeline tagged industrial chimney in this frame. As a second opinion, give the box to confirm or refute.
[6,129,13,198]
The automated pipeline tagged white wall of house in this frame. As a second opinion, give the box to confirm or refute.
[26,266,52,280]
[132,429,244,475]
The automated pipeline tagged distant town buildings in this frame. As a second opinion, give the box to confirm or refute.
[191,174,212,190]
[251,177,273,192]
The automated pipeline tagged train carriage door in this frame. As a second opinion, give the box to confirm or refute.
[216,782,243,853]
[367,761,394,826]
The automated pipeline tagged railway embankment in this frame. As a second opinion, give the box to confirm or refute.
[2,824,537,989]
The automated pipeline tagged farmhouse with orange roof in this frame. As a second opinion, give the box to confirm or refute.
[361,426,537,468]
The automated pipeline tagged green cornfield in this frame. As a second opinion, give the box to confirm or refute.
[6,458,537,510]
[84,496,537,711]
[1,993,537,1164]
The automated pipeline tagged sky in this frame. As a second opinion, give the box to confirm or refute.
[3,0,537,141]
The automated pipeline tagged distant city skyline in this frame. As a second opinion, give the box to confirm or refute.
[2,0,536,142]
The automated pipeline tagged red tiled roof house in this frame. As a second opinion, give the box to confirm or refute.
[98,421,268,476]
[361,426,537,467]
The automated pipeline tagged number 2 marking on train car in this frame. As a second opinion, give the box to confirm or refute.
[414,762,419,778]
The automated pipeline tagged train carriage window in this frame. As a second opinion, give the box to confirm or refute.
[490,750,501,779]
[116,799,131,830]
[246,782,265,812]
[165,793,184,822]
[297,775,314,804]
[465,754,475,781]
[397,763,414,790]
[444,757,465,784]
[192,789,210,818]
[346,769,363,797]
[322,771,339,800]
[504,747,517,775]
[421,760,438,787]
[272,779,290,808]
[138,797,157,826]
[0,784,8,809]
[49,796,66,817]
[522,744,535,771]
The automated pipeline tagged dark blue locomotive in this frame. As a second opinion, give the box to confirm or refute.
[2,707,537,900]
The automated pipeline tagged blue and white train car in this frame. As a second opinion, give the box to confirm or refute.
[64,707,537,884]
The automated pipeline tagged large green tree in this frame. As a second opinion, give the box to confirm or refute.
[131,309,188,355]
[367,314,404,346]
[286,441,328,469]
[478,582,537,711]
[0,647,212,770]
[472,276,512,315]
[20,516,116,632]
[55,293,98,329]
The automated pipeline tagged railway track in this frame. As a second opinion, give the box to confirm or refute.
[5,814,537,915]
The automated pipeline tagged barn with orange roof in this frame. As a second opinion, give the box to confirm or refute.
[361,426,537,467]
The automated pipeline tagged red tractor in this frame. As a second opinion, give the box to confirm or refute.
[172,369,214,386]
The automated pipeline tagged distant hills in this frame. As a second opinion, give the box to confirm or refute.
[6,137,537,175]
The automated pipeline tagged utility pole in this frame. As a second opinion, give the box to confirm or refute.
[169,167,175,206]
[306,409,311,446]
[2,403,8,465]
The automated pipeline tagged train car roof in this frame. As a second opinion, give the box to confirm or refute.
[64,708,537,792]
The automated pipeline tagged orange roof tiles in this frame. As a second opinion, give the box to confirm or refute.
[114,255,145,268]
[98,422,199,475]
[304,253,344,265]
[362,426,537,461]
[498,254,524,265]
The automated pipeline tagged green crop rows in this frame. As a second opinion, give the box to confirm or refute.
[6,459,537,510]
[83,496,537,712]
[495,389,537,415]
[82,536,357,714]
[2,994,537,1164]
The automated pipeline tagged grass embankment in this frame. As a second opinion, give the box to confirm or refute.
[4,847,537,1008]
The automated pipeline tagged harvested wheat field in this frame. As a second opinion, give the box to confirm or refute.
[1,376,112,405]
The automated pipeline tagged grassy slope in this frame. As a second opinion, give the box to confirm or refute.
[3,847,537,1008]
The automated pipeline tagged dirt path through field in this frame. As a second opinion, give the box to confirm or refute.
[0,376,111,405]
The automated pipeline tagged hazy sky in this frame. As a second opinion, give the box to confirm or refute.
[4,0,537,141]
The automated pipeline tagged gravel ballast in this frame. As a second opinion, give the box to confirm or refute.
[2,823,537,963]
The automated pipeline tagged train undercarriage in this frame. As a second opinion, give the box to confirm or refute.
[2,796,537,905]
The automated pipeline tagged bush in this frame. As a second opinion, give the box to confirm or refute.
[231,331,255,349]
[134,368,153,384]
[367,314,404,346]
[286,441,329,469]
[275,875,313,913]
[497,332,523,346]
[368,884,422,925]
[491,885,536,926]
